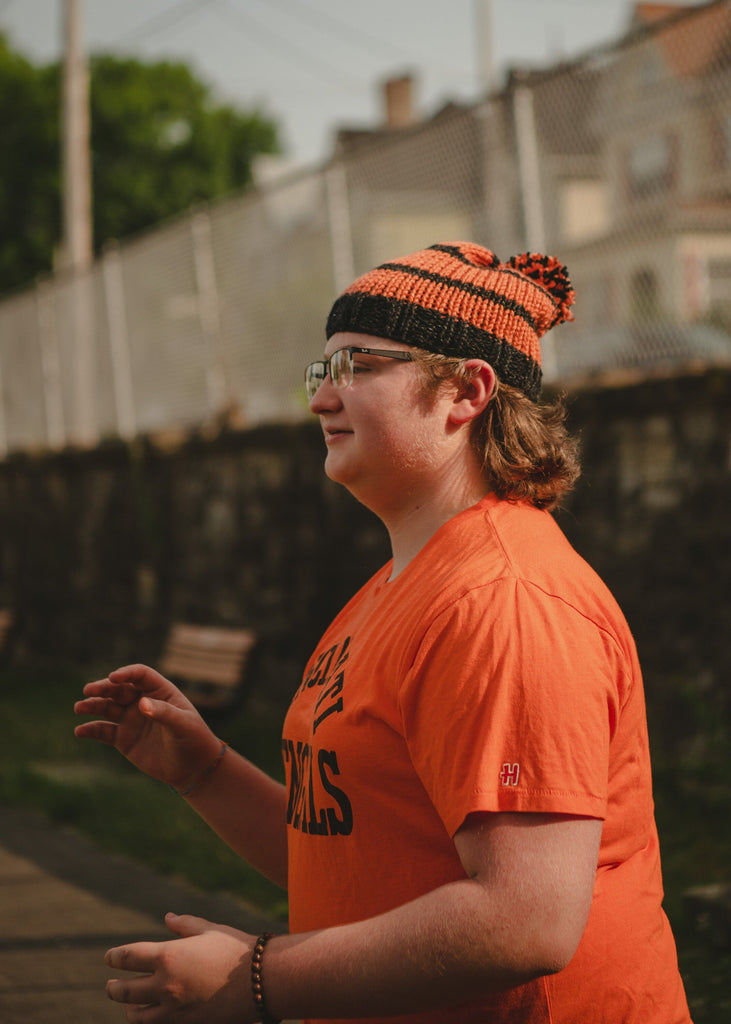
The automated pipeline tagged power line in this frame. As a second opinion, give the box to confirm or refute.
[87,0,407,95]
[117,0,222,46]
[209,0,368,91]
[270,0,411,61]
[505,0,627,4]
[273,0,476,82]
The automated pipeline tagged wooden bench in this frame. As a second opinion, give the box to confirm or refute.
[159,623,256,711]
[684,882,731,950]
[0,609,14,659]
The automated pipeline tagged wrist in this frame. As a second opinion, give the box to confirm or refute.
[172,739,228,797]
[250,932,282,1024]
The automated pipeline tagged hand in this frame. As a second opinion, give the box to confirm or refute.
[74,664,221,791]
[105,914,259,1024]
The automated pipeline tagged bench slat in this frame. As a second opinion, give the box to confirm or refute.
[0,609,14,653]
[159,623,256,709]
[165,624,255,652]
[160,654,249,689]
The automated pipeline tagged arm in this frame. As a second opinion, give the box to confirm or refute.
[74,663,288,887]
[264,811,601,1017]
[104,810,601,1022]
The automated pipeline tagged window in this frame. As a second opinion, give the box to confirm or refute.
[717,113,731,169]
[637,52,663,90]
[708,258,731,321]
[631,268,660,323]
[582,274,618,327]
[627,134,674,199]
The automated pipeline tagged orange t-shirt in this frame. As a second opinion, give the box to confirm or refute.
[282,495,691,1023]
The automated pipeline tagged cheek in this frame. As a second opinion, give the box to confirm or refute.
[377,418,444,472]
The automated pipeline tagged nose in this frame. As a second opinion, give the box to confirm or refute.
[308,372,342,415]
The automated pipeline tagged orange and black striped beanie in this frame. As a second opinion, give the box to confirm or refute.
[325,241,575,401]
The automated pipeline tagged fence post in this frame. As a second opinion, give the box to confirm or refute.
[513,82,547,253]
[102,244,137,441]
[513,81,558,380]
[0,345,7,458]
[326,162,355,294]
[36,281,66,449]
[69,268,98,445]
[191,206,229,415]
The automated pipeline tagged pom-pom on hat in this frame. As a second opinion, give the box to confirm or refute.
[325,241,575,401]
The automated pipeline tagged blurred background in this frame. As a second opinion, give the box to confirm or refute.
[0,1,729,1021]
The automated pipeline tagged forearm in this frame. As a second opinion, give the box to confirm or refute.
[102,814,597,1022]
[183,747,289,889]
[263,877,563,1020]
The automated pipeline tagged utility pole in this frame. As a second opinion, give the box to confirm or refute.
[61,0,92,272]
[61,0,96,445]
[475,0,497,94]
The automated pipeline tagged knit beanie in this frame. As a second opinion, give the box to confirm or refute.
[325,241,575,401]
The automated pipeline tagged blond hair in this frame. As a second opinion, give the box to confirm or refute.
[415,352,581,511]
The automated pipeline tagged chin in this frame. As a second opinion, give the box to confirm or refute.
[323,455,352,486]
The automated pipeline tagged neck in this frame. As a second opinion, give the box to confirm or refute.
[381,465,490,578]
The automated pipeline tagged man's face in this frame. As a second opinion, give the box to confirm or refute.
[308,332,456,515]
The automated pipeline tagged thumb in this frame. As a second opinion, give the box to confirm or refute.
[138,695,190,727]
[164,912,212,938]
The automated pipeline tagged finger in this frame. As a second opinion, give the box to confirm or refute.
[74,696,127,720]
[137,695,196,728]
[106,975,158,1006]
[108,666,200,718]
[82,679,140,704]
[124,1004,164,1024]
[105,942,160,973]
[74,721,118,746]
[164,911,210,938]
[109,665,175,693]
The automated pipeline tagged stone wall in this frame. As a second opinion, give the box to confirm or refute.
[0,422,390,700]
[1,368,729,749]
[555,368,731,770]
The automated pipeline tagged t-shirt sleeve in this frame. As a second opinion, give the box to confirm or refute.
[397,577,627,837]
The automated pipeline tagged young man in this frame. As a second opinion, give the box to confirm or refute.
[75,242,692,1023]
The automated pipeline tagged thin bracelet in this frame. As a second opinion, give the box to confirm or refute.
[174,740,227,797]
[251,932,281,1024]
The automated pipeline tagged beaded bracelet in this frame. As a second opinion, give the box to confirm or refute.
[173,740,227,797]
[251,932,281,1024]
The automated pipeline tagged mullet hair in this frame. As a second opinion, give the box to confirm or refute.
[415,352,581,511]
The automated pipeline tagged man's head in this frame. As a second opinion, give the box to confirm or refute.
[318,242,580,510]
[325,241,575,403]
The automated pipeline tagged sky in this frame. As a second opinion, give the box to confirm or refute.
[0,0,699,168]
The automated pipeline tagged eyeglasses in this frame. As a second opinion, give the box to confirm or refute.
[305,346,414,401]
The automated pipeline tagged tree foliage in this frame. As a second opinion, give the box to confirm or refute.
[0,36,61,293]
[0,35,280,293]
[89,55,279,247]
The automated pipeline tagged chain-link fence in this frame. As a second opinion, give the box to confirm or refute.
[1,0,730,456]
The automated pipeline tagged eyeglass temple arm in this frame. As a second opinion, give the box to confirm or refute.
[355,347,413,361]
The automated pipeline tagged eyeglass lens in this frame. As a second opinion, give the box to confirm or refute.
[305,348,353,400]
[330,348,352,388]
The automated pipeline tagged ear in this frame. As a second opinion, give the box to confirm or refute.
[447,361,497,426]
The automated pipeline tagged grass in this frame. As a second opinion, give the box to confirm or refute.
[651,753,731,1023]
[0,664,289,920]
[0,664,729,1020]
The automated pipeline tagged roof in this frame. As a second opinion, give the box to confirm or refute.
[633,1,731,78]
[635,3,690,24]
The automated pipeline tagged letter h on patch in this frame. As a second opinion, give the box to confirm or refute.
[500,762,520,786]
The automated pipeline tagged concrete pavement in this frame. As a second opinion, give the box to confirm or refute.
[0,806,282,1024]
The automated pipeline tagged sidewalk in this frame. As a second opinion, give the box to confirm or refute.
[0,806,281,1024]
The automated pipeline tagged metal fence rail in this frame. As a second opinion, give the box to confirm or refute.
[1,0,730,456]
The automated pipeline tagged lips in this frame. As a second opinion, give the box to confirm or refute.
[324,426,352,444]
[322,420,352,443]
